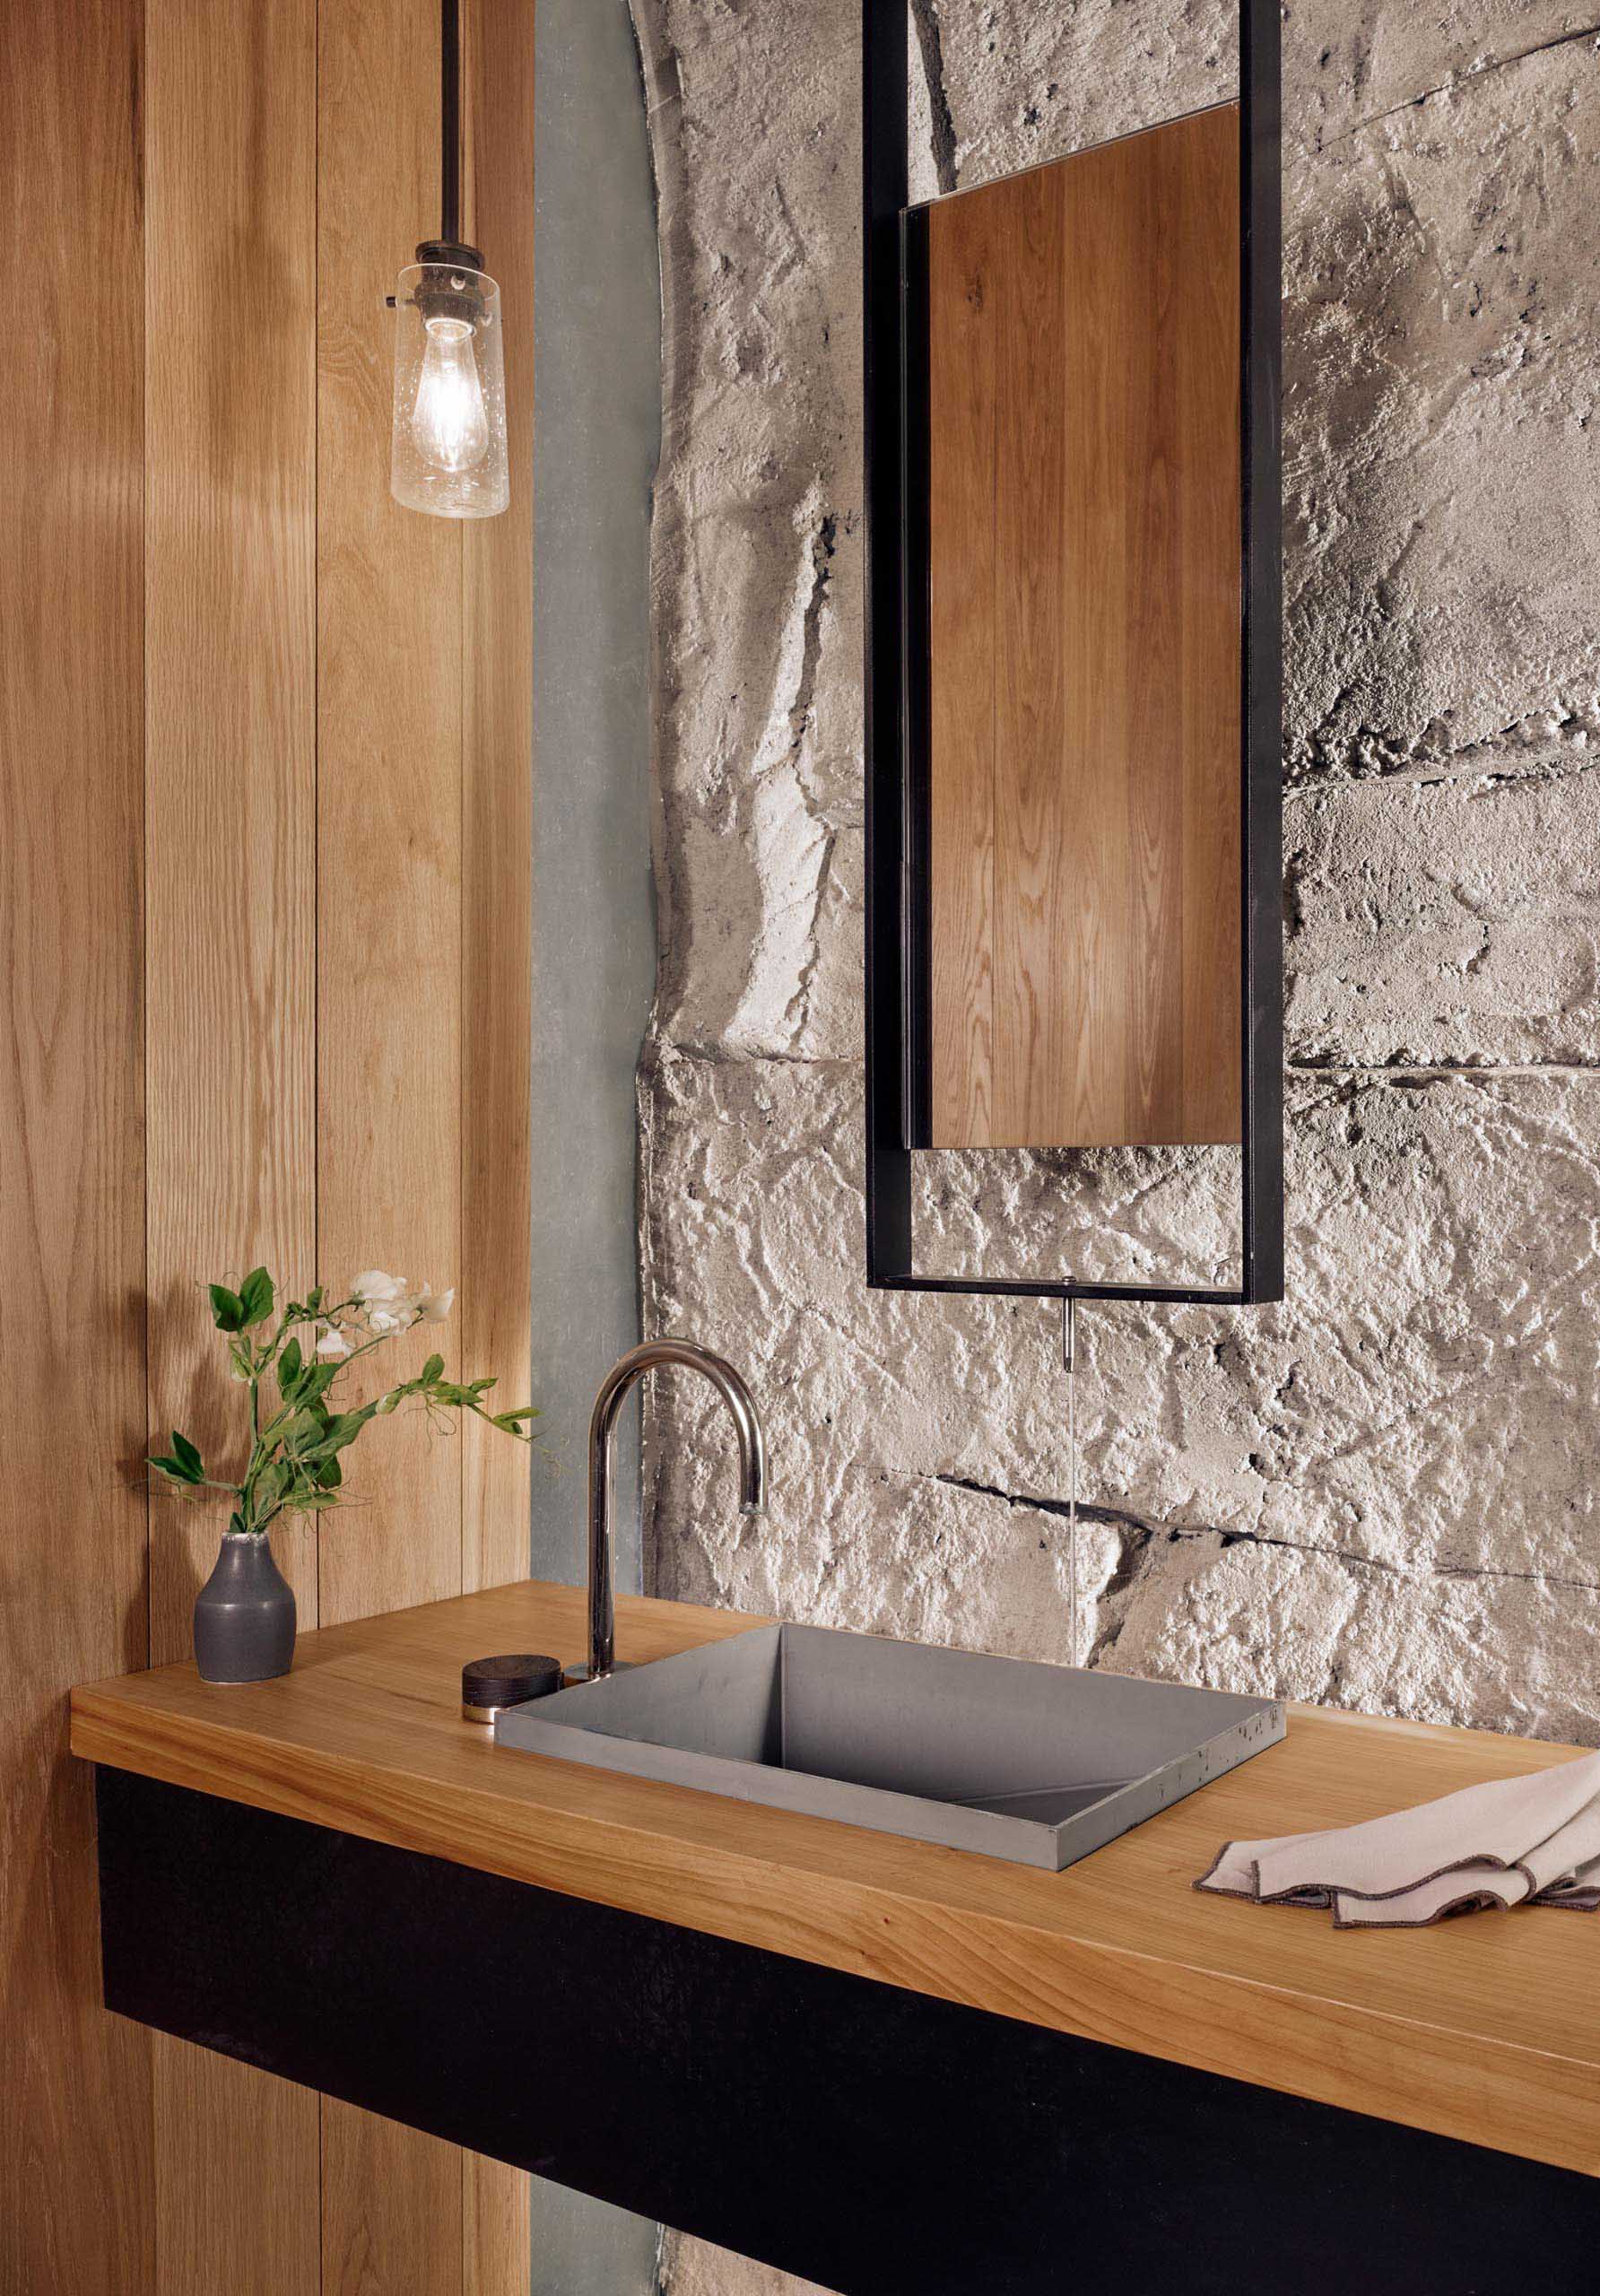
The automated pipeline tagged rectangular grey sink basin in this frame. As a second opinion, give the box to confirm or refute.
[495,1623,1283,1870]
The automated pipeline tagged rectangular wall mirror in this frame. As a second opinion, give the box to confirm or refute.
[864,0,1283,1304]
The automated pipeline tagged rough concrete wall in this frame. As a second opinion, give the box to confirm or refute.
[627,5,1600,2283]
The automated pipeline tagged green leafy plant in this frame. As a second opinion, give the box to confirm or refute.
[148,1266,536,1538]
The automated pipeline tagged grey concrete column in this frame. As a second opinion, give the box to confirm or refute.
[529,0,662,2291]
[530,0,660,1599]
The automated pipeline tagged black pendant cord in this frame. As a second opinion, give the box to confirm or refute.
[416,0,480,277]
[440,0,461,246]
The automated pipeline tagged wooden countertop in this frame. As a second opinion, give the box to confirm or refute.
[72,1580,1600,2178]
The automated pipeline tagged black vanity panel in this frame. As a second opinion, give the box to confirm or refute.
[95,1768,1599,2294]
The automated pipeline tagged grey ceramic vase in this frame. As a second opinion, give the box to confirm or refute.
[194,1531,296,1683]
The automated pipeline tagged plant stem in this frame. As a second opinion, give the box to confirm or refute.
[243,1360,263,1531]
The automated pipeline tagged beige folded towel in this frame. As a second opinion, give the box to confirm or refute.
[1196,1747,1600,1927]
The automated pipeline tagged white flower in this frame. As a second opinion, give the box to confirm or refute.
[316,1324,355,1361]
[366,1301,414,1336]
[413,1285,455,1323]
[351,1268,407,1303]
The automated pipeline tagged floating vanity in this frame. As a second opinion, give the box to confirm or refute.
[72,1579,1600,2292]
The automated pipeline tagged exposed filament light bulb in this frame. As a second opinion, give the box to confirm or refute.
[389,249,509,519]
[413,314,489,473]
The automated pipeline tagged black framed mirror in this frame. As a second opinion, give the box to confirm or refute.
[863,0,1283,1304]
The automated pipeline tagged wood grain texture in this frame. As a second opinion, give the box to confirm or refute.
[461,2150,530,2296]
[316,0,530,2283]
[73,1580,1600,2181]
[457,4,536,2273]
[991,161,1072,1147]
[153,2045,321,2294]
[323,2098,466,2296]
[317,0,464,1631]
[925,106,1242,1150]
[7,0,535,2280]
[142,1,323,2279]
[461,0,535,1605]
[143,0,320,1692]
[0,2,156,2288]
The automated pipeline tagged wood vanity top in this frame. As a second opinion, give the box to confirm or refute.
[73,1580,1600,2179]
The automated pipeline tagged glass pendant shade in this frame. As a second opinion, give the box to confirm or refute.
[390,260,509,518]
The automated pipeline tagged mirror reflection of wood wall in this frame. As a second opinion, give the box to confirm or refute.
[925,103,1242,1151]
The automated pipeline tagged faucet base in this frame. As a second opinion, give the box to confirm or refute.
[561,1660,638,1690]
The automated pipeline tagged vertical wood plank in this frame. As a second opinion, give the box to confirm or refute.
[317,0,464,1631]
[0,2,155,2286]
[144,0,320,1658]
[142,0,323,2283]
[460,4,536,2281]
[463,2151,531,2296]
[154,2048,321,2293]
[322,2100,465,2296]
[317,0,502,2279]
[461,0,535,1605]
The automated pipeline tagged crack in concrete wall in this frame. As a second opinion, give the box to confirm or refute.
[622,7,1600,2285]
[1318,21,1600,152]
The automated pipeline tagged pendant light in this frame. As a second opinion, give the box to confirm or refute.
[389,0,509,518]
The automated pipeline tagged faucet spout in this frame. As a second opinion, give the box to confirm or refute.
[576,1338,767,1684]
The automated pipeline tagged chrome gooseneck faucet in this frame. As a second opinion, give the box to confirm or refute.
[570,1339,768,1685]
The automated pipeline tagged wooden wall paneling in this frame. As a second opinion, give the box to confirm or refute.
[143,0,323,2284]
[318,0,528,2284]
[461,0,535,1603]
[317,0,464,1633]
[143,0,319,1686]
[0,3,156,2286]
[461,0,537,2274]
[923,108,1242,1152]
[461,4,538,2279]
[7,0,533,2277]
[322,2100,467,2296]
[317,0,466,2275]
[463,2156,533,2296]
[153,2048,321,2293]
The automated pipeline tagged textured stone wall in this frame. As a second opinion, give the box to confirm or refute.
[625,5,1600,2285]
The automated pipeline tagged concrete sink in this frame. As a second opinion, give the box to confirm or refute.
[495,1622,1284,1871]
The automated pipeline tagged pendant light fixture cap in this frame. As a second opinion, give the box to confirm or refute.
[412,239,489,329]
[416,236,483,272]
